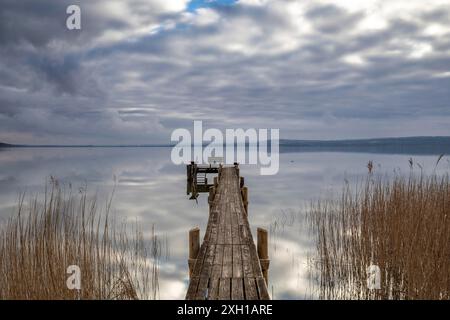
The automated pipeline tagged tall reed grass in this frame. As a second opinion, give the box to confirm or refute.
[0,179,160,300]
[310,172,449,299]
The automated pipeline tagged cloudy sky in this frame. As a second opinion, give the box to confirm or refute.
[1,0,449,144]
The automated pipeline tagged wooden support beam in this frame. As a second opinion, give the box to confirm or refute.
[240,176,244,188]
[189,227,200,278]
[257,228,269,285]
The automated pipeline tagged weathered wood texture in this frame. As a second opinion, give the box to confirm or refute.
[185,167,270,300]
[188,228,200,278]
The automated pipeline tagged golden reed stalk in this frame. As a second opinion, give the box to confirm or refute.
[311,171,449,299]
[0,179,160,300]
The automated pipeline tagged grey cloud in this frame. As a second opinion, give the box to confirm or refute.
[0,1,69,47]
[1,0,450,145]
[420,7,450,23]
[305,4,363,34]
[27,54,88,96]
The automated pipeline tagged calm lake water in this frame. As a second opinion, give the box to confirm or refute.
[0,147,448,299]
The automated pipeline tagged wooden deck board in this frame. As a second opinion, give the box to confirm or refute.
[231,278,244,300]
[232,245,243,278]
[218,278,230,300]
[244,278,258,300]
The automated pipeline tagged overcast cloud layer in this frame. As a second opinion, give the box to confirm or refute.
[1,0,450,144]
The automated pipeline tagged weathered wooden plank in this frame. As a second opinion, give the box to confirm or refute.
[256,277,270,300]
[232,245,243,278]
[191,243,208,278]
[222,245,233,278]
[211,244,224,278]
[200,244,215,278]
[244,278,258,300]
[207,224,218,243]
[231,207,240,245]
[217,208,226,244]
[249,242,263,277]
[241,244,254,278]
[208,278,220,300]
[195,245,216,299]
[195,277,210,300]
[224,205,232,244]
[239,224,252,243]
[185,277,200,300]
[219,278,231,300]
[231,278,244,300]
[213,244,224,265]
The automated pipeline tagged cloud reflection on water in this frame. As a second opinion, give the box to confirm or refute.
[0,147,447,299]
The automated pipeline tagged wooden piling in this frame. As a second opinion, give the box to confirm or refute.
[187,163,192,179]
[188,227,200,278]
[187,164,192,195]
[242,186,248,214]
[240,176,244,188]
[257,228,270,285]
[187,181,192,195]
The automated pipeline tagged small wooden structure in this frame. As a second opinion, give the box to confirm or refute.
[186,161,220,199]
[186,165,270,300]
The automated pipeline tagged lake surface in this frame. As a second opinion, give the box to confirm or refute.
[0,147,448,299]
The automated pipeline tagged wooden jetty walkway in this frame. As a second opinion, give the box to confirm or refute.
[185,164,270,300]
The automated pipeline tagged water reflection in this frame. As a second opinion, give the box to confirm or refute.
[0,147,448,299]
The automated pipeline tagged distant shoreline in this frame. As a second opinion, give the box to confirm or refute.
[0,144,174,148]
[1,136,450,149]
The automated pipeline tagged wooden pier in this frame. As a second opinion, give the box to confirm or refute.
[185,164,270,300]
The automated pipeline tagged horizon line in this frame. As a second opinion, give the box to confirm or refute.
[1,135,450,148]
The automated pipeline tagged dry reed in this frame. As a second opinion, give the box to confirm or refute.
[0,179,160,300]
[310,171,450,300]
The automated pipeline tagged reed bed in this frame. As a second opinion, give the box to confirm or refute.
[310,171,450,300]
[0,180,161,300]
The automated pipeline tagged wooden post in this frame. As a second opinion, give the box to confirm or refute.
[214,176,218,188]
[189,227,200,278]
[187,163,191,179]
[187,180,191,196]
[257,228,270,285]
[242,186,248,214]
[186,164,192,195]
[193,162,197,178]
[208,186,216,206]
[192,163,196,191]
[234,162,239,177]
[240,176,244,188]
